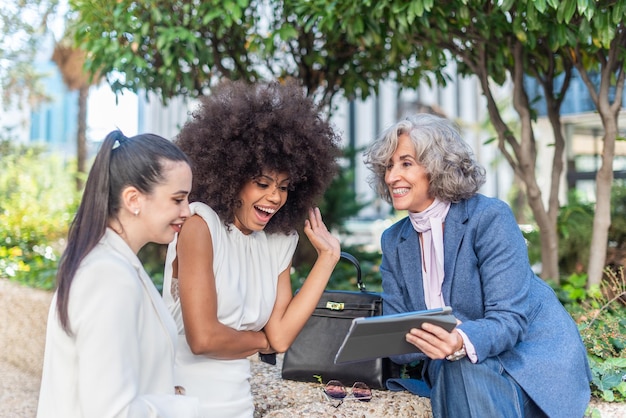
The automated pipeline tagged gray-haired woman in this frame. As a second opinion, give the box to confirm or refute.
[364,113,591,418]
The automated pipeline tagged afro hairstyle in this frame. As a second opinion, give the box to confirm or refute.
[175,80,341,234]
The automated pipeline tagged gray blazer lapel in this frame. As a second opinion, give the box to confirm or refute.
[398,220,428,311]
[442,201,468,304]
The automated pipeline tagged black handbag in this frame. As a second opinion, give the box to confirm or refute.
[281,251,400,389]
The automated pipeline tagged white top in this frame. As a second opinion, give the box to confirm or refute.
[37,228,199,418]
[162,202,298,418]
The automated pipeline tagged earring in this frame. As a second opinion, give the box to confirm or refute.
[134,209,140,216]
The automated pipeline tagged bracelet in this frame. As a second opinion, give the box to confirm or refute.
[445,347,467,361]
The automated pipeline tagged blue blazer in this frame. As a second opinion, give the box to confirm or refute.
[380,194,592,418]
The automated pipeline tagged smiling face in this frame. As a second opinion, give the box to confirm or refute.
[385,134,434,213]
[234,171,290,235]
[140,160,192,245]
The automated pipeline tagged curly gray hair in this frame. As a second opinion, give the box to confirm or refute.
[363,113,486,204]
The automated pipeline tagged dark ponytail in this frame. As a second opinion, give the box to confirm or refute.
[55,130,190,334]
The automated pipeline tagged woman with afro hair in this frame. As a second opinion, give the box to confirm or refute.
[162,80,342,417]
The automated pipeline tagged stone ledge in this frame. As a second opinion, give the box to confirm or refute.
[0,278,433,417]
[3,279,621,418]
[250,354,433,417]
[0,279,52,377]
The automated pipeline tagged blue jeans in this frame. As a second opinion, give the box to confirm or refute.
[426,356,547,418]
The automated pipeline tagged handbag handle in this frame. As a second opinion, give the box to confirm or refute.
[339,251,366,291]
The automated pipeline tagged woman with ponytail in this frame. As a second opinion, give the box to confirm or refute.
[37,131,200,417]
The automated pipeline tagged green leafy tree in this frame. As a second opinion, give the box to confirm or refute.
[67,0,397,109]
[289,0,572,280]
[0,0,58,111]
[304,0,625,284]
[68,0,626,284]
[559,1,626,287]
[62,0,550,281]
[1,2,99,193]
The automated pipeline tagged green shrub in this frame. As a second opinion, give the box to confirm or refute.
[554,267,626,402]
[609,180,626,249]
[290,245,382,292]
[522,190,595,272]
[0,140,78,289]
[524,183,626,273]
[138,243,168,292]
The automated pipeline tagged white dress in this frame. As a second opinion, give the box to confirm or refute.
[162,202,298,418]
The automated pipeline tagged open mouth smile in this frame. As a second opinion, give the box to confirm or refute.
[255,205,276,221]
[392,187,410,197]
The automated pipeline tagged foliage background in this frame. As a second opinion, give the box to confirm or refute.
[0,139,78,289]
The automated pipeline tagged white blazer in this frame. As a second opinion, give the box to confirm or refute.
[37,229,199,418]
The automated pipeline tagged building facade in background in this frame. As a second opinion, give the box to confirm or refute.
[136,73,514,220]
[15,57,626,224]
[4,33,137,158]
[526,73,626,202]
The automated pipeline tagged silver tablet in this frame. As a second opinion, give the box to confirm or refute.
[334,306,457,364]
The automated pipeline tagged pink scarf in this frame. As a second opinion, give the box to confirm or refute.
[408,198,451,309]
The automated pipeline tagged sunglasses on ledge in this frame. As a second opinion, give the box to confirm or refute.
[323,380,372,403]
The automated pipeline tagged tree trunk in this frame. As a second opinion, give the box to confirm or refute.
[474,50,561,281]
[522,170,560,280]
[76,84,89,191]
[539,94,568,282]
[570,36,625,287]
[587,118,616,287]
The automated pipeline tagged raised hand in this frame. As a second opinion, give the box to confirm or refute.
[303,207,341,262]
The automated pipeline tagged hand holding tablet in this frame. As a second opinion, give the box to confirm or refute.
[334,306,457,364]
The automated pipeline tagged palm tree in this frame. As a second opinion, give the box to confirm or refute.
[52,40,98,190]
